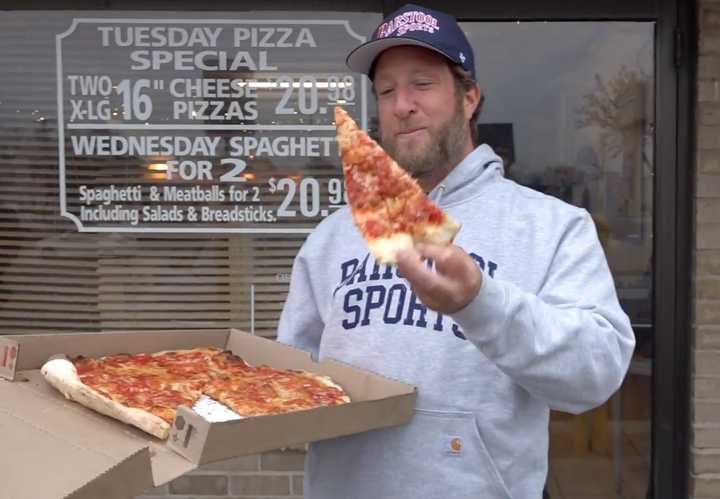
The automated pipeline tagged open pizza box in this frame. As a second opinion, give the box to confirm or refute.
[0,328,417,499]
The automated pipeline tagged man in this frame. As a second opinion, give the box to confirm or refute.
[278,4,634,498]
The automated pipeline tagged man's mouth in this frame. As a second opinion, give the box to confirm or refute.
[397,127,426,138]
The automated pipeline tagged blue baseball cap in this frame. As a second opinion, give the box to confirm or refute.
[346,4,476,80]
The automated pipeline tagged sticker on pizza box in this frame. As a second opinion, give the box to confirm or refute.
[0,337,19,380]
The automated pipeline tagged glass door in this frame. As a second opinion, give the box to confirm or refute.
[461,21,655,498]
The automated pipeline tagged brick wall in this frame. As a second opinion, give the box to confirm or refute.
[692,0,720,497]
[136,450,306,499]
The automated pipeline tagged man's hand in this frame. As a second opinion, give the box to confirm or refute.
[395,243,483,314]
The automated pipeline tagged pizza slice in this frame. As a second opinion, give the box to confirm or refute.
[41,356,181,439]
[41,348,221,439]
[204,365,351,418]
[335,106,460,264]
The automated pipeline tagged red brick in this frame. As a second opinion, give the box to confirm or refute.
[697,199,720,224]
[698,224,720,250]
[696,325,720,348]
[697,278,720,299]
[699,149,720,173]
[701,35,720,55]
[693,400,720,422]
[199,454,260,472]
[696,299,720,323]
[694,423,720,449]
[694,376,720,397]
[698,174,720,198]
[169,474,228,495]
[702,5,720,31]
[229,474,291,495]
[293,474,304,495]
[261,450,306,471]
[691,473,720,496]
[134,483,168,496]
[699,55,720,79]
[702,103,720,125]
[699,79,720,103]
[698,125,720,149]
[697,251,720,275]
[694,350,720,376]
[692,448,720,474]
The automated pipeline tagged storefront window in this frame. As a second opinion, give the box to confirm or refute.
[463,21,654,498]
[0,11,380,335]
[1,10,657,498]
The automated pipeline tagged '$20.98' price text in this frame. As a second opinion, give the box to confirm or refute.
[268,177,346,218]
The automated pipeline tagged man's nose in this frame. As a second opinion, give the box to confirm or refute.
[393,87,416,118]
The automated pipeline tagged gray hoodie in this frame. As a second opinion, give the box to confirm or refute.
[277,144,635,499]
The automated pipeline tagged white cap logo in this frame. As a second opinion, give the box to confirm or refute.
[376,11,440,38]
[459,52,466,63]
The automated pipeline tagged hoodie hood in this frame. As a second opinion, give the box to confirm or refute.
[429,144,504,207]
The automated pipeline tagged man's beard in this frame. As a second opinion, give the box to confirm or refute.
[380,98,469,178]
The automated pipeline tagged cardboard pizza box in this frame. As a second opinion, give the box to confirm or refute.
[0,329,417,499]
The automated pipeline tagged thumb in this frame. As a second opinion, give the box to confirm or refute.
[415,243,465,277]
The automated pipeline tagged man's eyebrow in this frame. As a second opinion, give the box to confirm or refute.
[410,67,442,78]
[374,67,439,83]
[372,77,394,89]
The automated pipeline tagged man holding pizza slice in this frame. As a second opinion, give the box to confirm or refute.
[278,4,634,499]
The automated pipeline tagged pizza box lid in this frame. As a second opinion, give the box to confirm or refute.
[0,329,417,498]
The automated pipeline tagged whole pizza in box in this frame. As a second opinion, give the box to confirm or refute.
[41,347,350,439]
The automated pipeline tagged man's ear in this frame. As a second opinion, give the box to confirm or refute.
[464,83,481,119]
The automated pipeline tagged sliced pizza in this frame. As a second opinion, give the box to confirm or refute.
[204,368,349,418]
[335,106,460,264]
[41,347,350,440]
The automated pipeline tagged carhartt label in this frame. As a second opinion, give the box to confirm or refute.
[445,436,463,456]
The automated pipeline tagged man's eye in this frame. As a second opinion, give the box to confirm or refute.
[377,88,394,96]
[415,81,432,88]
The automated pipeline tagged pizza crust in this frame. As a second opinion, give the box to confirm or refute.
[419,213,461,246]
[41,358,171,439]
[368,233,414,264]
[311,373,352,403]
[368,213,461,264]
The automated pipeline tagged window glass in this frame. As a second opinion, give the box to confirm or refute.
[463,21,654,498]
[0,12,655,498]
[0,11,380,335]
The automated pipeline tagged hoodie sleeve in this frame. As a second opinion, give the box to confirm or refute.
[452,210,635,414]
[276,246,325,359]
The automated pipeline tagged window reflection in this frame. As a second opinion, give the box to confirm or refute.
[463,21,653,498]
[0,11,380,336]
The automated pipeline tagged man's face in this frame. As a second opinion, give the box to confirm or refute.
[373,46,475,185]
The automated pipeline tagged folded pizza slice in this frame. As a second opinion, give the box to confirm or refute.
[335,106,460,264]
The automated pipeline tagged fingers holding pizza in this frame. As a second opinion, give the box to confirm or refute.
[396,243,483,314]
